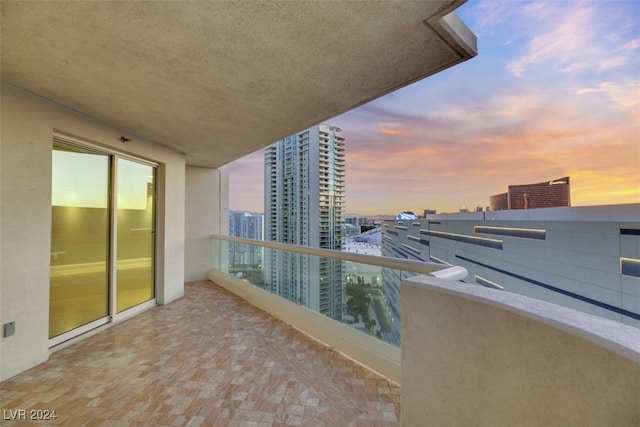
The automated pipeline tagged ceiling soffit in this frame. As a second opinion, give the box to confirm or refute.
[1,1,477,167]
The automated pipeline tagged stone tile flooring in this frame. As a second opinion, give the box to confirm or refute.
[1,281,400,426]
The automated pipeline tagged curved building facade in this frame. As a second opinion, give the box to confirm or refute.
[490,177,570,210]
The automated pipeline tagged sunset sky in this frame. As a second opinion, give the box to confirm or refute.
[229,0,640,216]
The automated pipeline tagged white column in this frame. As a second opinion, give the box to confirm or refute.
[185,165,228,282]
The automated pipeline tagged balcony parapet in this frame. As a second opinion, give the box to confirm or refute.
[401,275,640,426]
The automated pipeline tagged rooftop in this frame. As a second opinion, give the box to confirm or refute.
[0,281,400,426]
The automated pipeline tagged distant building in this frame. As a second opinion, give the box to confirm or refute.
[490,176,571,210]
[490,193,508,211]
[423,209,437,216]
[264,124,345,320]
[345,216,358,227]
[228,210,263,266]
[343,223,360,238]
[229,210,263,241]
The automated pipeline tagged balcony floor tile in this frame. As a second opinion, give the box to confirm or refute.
[1,281,400,426]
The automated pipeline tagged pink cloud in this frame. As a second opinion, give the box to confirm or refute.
[377,125,413,136]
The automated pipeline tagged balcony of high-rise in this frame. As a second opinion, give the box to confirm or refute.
[2,1,639,426]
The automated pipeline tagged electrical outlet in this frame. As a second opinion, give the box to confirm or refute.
[4,321,15,337]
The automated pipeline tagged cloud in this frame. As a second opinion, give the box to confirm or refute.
[505,1,639,77]
[621,39,640,51]
[506,4,593,77]
[576,82,613,95]
[341,78,638,213]
[377,125,413,137]
[463,0,519,33]
[577,81,640,119]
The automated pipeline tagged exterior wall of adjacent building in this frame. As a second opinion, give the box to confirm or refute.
[382,204,640,342]
[0,83,187,381]
[263,124,345,320]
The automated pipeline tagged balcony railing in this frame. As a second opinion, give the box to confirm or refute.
[213,234,466,347]
[210,234,466,382]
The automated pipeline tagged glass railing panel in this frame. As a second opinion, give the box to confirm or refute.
[212,236,450,347]
[212,238,229,274]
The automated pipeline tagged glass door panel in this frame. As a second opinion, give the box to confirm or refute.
[116,158,156,312]
[50,142,110,338]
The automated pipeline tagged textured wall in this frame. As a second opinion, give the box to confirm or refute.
[401,276,640,426]
[1,83,185,380]
[185,166,228,282]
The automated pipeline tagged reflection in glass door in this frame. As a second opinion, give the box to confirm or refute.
[50,142,110,338]
[116,158,156,312]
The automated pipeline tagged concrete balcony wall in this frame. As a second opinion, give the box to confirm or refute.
[0,83,186,380]
[185,166,228,282]
[401,275,640,426]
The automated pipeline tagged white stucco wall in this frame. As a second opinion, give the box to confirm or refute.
[0,83,185,380]
[185,165,228,282]
[401,275,640,426]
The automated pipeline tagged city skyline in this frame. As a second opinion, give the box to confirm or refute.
[229,0,640,216]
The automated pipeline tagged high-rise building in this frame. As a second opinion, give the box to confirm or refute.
[490,176,571,210]
[264,124,345,320]
[229,210,263,241]
[228,210,263,266]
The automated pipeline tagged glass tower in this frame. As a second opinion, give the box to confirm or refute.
[264,124,345,320]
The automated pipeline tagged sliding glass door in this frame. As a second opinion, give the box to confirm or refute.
[50,140,157,341]
[50,142,111,338]
[116,158,156,312]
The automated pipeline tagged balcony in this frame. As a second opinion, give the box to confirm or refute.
[2,236,638,426]
[2,3,638,423]
[0,281,401,426]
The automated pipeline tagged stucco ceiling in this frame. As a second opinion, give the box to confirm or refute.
[1,1,476,168]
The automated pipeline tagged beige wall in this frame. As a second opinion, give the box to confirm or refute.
[0,83,186,380]
[185,165,228,282]
[401,275,640,427]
